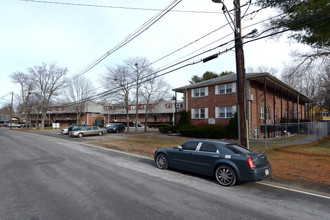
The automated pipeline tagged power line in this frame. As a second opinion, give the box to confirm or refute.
[66,10,287,103]
[69,0,182,80]
[63,12,330,107]
[21,0,221,14]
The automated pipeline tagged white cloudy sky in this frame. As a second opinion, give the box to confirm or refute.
[0,0,311,106]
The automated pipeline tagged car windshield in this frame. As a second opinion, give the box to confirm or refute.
[225,144,251,154]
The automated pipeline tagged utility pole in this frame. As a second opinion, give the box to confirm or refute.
[212,0,248,147]
[9,91,14,130]
[135,63,139,133]
[234,0,248,147]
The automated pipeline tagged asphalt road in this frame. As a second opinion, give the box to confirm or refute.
[0,129,329,220]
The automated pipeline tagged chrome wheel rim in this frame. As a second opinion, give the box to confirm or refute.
[156,155,167,169]
[217,167,234,186]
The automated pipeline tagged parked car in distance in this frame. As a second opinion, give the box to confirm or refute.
[60,125,72,135]
[104,123,112,128]
[69,126,106,138]
[154,140,271,187]
[107,123,125,133]
[61,124,88,135]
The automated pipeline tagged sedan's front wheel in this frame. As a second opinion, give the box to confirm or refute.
[98,132,103,136]
[155,154,168,170]
[78,133,84,138]
[215,165,236,187]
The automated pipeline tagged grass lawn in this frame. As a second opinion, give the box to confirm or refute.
[90,135,191,157]
[91,135,330,186]
[89,134,330,187]
[266,135,330,187]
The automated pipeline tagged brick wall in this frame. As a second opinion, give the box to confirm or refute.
[186,80,307,128]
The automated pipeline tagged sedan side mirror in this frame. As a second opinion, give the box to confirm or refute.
[177,146,183,151]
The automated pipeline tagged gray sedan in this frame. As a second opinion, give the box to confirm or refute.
[154,140,271,187]
[69,126,106,138]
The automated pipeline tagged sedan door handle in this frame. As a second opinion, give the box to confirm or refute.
[211,155,219,158]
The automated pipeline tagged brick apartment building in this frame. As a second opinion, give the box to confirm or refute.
[173,72,313,138]
[29,100,184,128]
[103,100,184,126]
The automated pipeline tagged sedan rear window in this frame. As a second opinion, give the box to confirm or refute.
[199,143,218,153]
[181,141,199,151]
[225,144,250,154]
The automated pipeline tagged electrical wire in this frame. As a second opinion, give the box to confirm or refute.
[63,10,291,105]
[69,0,182,80]
[20,0,221,14]
[62,11,330,107]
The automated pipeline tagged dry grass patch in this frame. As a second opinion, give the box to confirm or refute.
[267,135,330,186]
[89,135,191,157]
[89,133,330,188]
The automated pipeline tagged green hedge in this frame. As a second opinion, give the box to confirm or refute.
[158,124,178,133]
[149,123,171,128]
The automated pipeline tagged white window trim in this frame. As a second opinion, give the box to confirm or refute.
[275,109,278,119]
[216,106,236,118]
[191,108,208,119]
[260,107,264,119]
[254,129,259,138]
[215,83,236,95]
[191,87,208,98]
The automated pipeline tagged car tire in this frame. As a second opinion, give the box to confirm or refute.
[155,153,168,170]
[98,132,103,136]
[215,165,236,187]
[78,133,84,138]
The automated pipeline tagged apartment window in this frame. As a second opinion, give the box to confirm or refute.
[176,103,184,109]
[91,113,96,117]
[275,110,278,119]
[192,87,208,97]
[216,83,236,95]
[216,106,236,118]
[226,84,232,93]
[130,106,136,110]
[165,103,172,109]
[285,111,288,118]
[254,129,259,138]
[192,108,208,119]
[260,107,264,119]
[219,85,226,94]
[219,107,233,118]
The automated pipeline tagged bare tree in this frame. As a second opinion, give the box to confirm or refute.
[140,73,171,131]
[281,56,330,110]
[101,57,159,132]
[318,59,330,109]
[125,57,152,132]
[28,62,68,130]
[101,64,132,132]
[63,76,95,124]
[0,103,11,121]
[28,92,43,127]
[10,72,35,128]
[247,65,279,76]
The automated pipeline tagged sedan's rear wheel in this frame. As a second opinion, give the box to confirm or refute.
[78,133,84,138]
[155,154,168,170]
[98,132,103,136]
[215,165,236,187]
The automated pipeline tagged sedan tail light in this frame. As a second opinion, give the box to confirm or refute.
[247,157,256,169]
